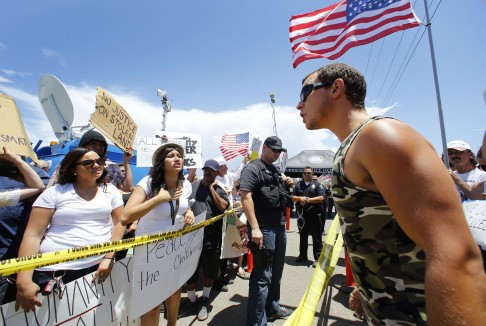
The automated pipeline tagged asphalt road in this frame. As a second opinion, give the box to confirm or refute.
[162,217,366,326]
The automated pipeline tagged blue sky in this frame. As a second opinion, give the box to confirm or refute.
[1,0,485,170]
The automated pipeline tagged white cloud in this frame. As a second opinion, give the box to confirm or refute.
[0,76,13,83]
[366,103,395,117]
[0,42,6,50]
[41,48,67,68]
[1,69,31,78]
[3,82,344,171]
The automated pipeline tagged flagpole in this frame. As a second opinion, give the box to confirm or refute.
[423,0,449,168]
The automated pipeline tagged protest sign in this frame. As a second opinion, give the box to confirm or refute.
[91,87,138,150]
[249,137,261,161]
[136,132,202,168]
[279,151,288,173]
[221,211,248,259]
[463,200,486,247]
[129,212,205,320]
[0,256,137,325]
[0,94,38,160]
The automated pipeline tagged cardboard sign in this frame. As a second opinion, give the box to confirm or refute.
[91,87,138,150]
[249,137,261,161]
[221,211,248,259]
[0,256,137,325]
[463,200,486,247]
[136,132,202,168]
[279,151,288,173]
[129,212,205,320]
[0,94,38,160]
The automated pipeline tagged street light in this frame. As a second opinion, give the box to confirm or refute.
[269,91,277,136]
[157,89,171,131]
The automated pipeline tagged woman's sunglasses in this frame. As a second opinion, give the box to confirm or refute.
[76,158,105,168]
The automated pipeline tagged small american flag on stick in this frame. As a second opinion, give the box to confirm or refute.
[219,132,249,161]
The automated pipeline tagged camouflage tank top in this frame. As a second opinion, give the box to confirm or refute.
[332,116,427,325]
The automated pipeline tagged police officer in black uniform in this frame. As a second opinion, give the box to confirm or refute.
[292,166,325,266]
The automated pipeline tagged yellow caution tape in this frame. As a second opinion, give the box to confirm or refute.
[284,214,344,326]
[0,209,236,276]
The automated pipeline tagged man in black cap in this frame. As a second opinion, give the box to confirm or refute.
[239,136,294,325]
[184,159,229,321]
[292,166,325,267]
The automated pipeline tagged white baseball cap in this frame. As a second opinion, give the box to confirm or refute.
[447,140,471,151]
[214,156,228,166]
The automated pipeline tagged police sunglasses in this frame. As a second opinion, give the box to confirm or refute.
[300,81,334,102]
[76,158,105,168]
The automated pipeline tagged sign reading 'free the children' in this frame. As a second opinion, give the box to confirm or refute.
[90,87,138,150]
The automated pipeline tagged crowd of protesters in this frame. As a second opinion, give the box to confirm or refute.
[1,89,485,325]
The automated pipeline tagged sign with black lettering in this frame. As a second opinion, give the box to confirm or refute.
[136,132,202,168]
[0,94,38,160]
[463,200,486,247]
[129,212,205,320]
[91,87,138,150]
[0,256,136,325]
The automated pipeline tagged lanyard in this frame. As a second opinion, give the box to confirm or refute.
[165,184,180,225]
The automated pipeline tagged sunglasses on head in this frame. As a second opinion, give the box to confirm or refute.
[76,158,105,168]
[300,81,334,102]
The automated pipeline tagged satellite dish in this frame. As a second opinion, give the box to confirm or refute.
[38,74,74,142]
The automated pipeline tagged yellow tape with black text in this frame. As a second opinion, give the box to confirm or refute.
[0,209,235,276]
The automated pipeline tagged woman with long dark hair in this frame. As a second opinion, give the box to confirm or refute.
[15,147,125,311]
[121,143,194,326]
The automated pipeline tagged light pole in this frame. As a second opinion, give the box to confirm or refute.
[269,91,278,136]
[157,89,171,131]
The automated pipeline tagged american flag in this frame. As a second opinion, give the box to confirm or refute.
[219,132,249,161]
[289,0,421,68]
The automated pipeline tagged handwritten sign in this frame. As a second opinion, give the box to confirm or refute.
[463,200,486,247]
[0,94,38,160]
[129,212,205,320]
[136,132,202,168]
[221,212,248,259]
[91,87,138,150]
[279,151,288,174]
[0,256,137,325]
[249,137,261,161]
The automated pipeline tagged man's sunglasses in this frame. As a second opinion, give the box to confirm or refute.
[76,158,105,168]
[300,81,334,102]
[303,172,313,175]
[270,147,283,154]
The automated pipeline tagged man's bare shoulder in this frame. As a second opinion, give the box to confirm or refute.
[355,118,434,157]
[345,118,437,190]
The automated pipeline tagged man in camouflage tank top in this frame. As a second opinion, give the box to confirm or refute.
[296,62,486,325]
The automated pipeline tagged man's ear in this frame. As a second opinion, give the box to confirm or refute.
[330,78,345,98]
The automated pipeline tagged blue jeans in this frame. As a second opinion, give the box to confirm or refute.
[246,225,287,326]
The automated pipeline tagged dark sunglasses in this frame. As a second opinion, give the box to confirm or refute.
[76,158,105,168]
[270,147,283,154]
[303,172,313,175]
[300,81,334,102]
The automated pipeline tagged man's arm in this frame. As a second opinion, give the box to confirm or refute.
[209,180,229,212]
[119,147,134,192]
[240,190,263,249]
[1,147,45,190]
[350,119,486,324]
[449,172,477,199]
